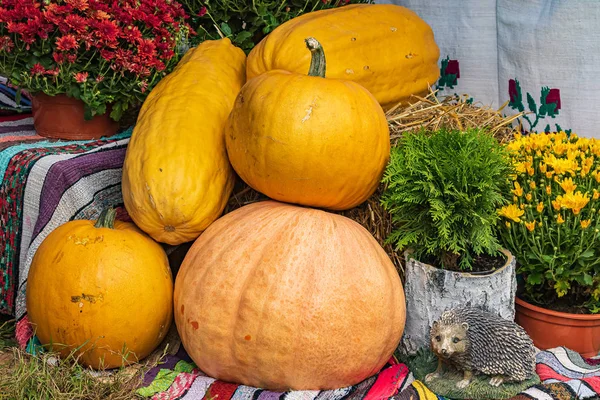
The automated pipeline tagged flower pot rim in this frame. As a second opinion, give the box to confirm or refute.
[515,296,600,321]
[403,248,514,278]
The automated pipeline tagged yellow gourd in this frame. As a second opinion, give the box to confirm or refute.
[122,38,246,245]
[226,38,389,210]
[247,4,439,108]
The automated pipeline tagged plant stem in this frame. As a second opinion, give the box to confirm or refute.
[94,207,117,229]
[305,37,326,78]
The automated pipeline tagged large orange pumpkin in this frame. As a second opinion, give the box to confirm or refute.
[226,38,390,211]
[174,201,405,390]
[26,208,173,369]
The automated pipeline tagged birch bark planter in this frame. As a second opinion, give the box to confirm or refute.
[399,249,517,354]
[515,297,600,358]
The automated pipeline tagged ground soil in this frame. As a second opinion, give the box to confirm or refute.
[421,252,507,274]
[517,289,593,315]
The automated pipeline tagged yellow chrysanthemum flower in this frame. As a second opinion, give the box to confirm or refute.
[512,182,523,197]
[539,163,548,173]
[581,219,592,229]
[536,202,544,213]
[557,214,565,224]
[526,193,532,202]
[505,221,511,228]
[499,204,525,222]
[546,185,552,195]
[594,190,600,200]
[552,198,562,210]
[529,181,537,190]
[525,221,536,232]
[559,177,577,193]
[561,191,590,213]
[544,154,578,175]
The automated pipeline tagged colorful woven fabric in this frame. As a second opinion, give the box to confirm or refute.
[0,76,31,114]
[508,347,600,400]
[137,347,600,400]
[136,347,443,400]
[0,114,131,336]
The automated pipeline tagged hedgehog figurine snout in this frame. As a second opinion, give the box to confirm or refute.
[426,306,537,389]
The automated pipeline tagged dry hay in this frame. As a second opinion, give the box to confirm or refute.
[224,91,522,281]
[387,89,521,145]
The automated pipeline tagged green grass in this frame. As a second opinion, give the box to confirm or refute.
[0,316,163,400]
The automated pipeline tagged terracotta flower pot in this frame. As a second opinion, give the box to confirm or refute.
[515,297,600,358]
[32,93,119,140]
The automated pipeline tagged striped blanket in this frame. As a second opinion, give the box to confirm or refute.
[0,76,31,114]
[137,347,600,400]
[0,114,132,348]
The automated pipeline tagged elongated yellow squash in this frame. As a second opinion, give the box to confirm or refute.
[122,39,246,245]
[247,4,439,108]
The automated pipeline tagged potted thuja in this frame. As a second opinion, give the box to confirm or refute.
[0,0,189,139]
[498,131,600,357]
[381,127,516,354]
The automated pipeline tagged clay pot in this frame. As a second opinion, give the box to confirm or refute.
[32,93,119,140]
[515,297,600,358]
[400,249,517,354]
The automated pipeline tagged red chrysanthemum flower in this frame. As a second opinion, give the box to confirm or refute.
[74,71,88,82]
[52,52,64,64]
[138,38,156,57]
[30,63,46,76]
[56,35,78,51]
[92,19,118,45]
[63,15,88,34]
[0,36,14,52]
[198,6,207,17]
[65,0,89,11]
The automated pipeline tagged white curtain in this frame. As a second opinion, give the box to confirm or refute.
[377,0,600,138]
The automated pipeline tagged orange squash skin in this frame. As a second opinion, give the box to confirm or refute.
[174,201,406,390]
[247,4,440,108]
[26,215,173,369]
[226,65,390,211]
[122,38,246,245]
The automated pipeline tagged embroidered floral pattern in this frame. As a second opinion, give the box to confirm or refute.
[508,78,569,134]
[438,56,460,89]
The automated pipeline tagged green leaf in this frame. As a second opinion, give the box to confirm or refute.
[583,273,594,286]
[580,250,595,258]
[527,272,543,285]
[257,6,268,16]
[83,106,94,121]
[527,93,537,113]
[220,22,232,37]
[110,103,124,122]
[234,31,253,43]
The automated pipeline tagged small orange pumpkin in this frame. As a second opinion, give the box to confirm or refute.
[26,208,173,369]
[174,201,405,390]
[226,37,390,211]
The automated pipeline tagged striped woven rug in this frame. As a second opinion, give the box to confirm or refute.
[136,347,600,400]
[0,114,132,348]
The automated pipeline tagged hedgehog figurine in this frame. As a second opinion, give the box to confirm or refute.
[425,306,536,389]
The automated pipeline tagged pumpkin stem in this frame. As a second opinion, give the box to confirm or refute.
[94,207,117,229]
[305,37,326,78]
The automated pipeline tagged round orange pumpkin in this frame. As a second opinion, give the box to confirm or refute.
[26,208,173,369]
[174,201,405,390]
[225,37,390,211]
